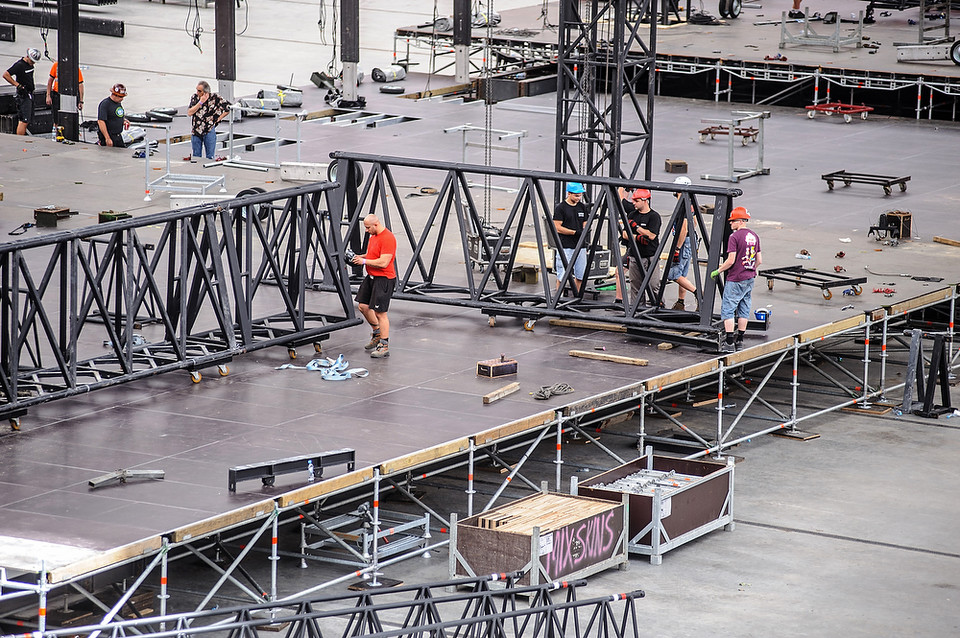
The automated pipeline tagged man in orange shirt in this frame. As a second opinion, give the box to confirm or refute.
[350,214,397,359]
[46,61,84,125]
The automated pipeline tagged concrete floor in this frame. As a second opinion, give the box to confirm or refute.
[2,1,960,636]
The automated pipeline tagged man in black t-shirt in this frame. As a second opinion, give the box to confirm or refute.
[97,83,129,147]
[552,182,590,294]
[618,187,662,304]
[3,48,41,136]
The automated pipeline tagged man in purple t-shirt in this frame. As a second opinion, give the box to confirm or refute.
[710,207,761,353]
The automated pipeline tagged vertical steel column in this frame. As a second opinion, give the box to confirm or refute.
[56,0,81,141]
[37,562,47,635]
[466,439,476,517]
[269,507,279,605]
[790,337,800,429]
[369,467,382,586]
[879,312,890,401]
[158,538,169,630]
[340,0,360,103]
[453,0,470,84]
[555,417,563,491]
[715,362,725,457]
[637,393,647,452]
[859,317,872,407]
[215,0,237,104]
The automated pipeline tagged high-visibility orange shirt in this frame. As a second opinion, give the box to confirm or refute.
[49,62,84,92]
[365,228,397,279]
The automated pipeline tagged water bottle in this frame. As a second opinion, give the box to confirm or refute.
[51,123,57,140]
[795,252,812,260]
[307,459,315,482]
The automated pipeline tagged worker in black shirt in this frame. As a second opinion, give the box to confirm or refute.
[3,48,42,136]
[97,83,129,147]
[552,182,590,294]
[618,187,662,304]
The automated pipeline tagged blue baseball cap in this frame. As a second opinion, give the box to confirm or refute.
[566,182,585,194]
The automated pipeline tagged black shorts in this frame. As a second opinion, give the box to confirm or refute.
[356,276,396,313]
[15,94,34,124]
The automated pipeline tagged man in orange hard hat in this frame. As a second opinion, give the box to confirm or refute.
[617,186,662,304]
[711,206,761,353]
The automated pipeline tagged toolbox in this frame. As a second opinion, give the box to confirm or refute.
[664,158,688,173]
[34,206,75,227]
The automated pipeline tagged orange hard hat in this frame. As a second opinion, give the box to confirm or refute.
[631,188,651,200]
[729,206,750,220]
[111,83,127,96]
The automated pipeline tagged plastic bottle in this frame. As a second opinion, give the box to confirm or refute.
[795,253,812,260]
[307,459,315,482]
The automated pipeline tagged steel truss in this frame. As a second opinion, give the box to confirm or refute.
[331,152,738,348]
[3,573,643,638]
[0,184,361,427]
[556,0,657,180]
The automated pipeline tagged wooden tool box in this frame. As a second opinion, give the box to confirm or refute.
[449,491,628,585]
[34,206,76,227]
[477,355,518,378]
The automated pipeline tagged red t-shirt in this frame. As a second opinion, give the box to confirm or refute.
[366,228,397,279]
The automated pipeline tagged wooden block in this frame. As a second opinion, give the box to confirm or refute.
[692,397,719,407]
[483,381,520,404]
[933,236,960,248]
[478,356,518,378]
[569,350,648,366]
[657,342,674,350]
[664,158,688,173]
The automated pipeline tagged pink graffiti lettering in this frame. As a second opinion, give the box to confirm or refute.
[541,510,618,578]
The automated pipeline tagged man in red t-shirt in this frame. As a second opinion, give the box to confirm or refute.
[351,214,397,358]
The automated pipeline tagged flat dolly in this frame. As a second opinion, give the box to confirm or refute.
[760,265,867,300]
[804,102,874,123]
[698,124,759,145]
[821,170,910,196]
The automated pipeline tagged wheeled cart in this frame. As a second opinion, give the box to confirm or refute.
[821,170,910,195]
[805,102,874,123]
[760,265,867,300]
[697,124,759,145]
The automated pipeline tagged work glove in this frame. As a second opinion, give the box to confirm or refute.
[673,250,680,263]
[710,269,720,279]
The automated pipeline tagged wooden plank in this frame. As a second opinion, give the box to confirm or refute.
[277,467,376,508]
[644,359,719,392]
[548,318,627,333]
[473,410,554,446]
[49,537,162,583]
[722,334,796,365]
[170,500,275,543]
[887,287,953,316]
[569,350,648,366]
[483,382,521,404]
[933,236,960,248]
[798,314,865,343]
[380,437,471,475]
[561,382,644,417]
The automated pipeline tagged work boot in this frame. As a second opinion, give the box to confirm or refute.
[735,337,744,352]
[370,342,390,358]
[788,9,804,18]
[719,340,736,354]
[671,300,685,311]
[364,333,381,350]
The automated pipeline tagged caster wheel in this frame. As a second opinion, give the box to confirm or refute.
[767,279,774,290]
[843,179,852,187]
[314,342,323,353]
[899,183,907,192]
[9,417,21,432]
[523,319,536,331]
[950,39,960,65]
[288,348,298,359]
[699,134,707,143]
[190,371,202,383]
[795,278,802,287]
[807,110,816,119]
[728,0,742,17]
[822,289,833,300]
[262,476,276,487]
[861,111,869,120]
[741,136,749,146]
[718,0,729,17]
[752,135,758,142]
[827,181,834,190]
[853,285,862,296]
[218,364,230,376]
[883,185,892,196]
[488,316,496,327]
[843,114,852,123]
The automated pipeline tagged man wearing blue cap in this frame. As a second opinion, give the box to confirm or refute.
[553,182,589,294]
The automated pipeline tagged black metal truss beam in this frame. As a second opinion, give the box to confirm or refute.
[556,0,656,180]
[329,152,740,349]
[0,5,124,37]
[0,183,360,422]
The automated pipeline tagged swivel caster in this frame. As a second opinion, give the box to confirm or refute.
[822,289,833,300]
[218,364,230,376]
[488,316,496,327]
[314,342,323,353]
[190,371,202,383]
[9,417,21,432]
[288,347,298,359]
[523,319,536,331]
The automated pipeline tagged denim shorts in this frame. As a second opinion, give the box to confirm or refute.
[720,278,755,321]
[556,247,587,282]
[667,237,692,281]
